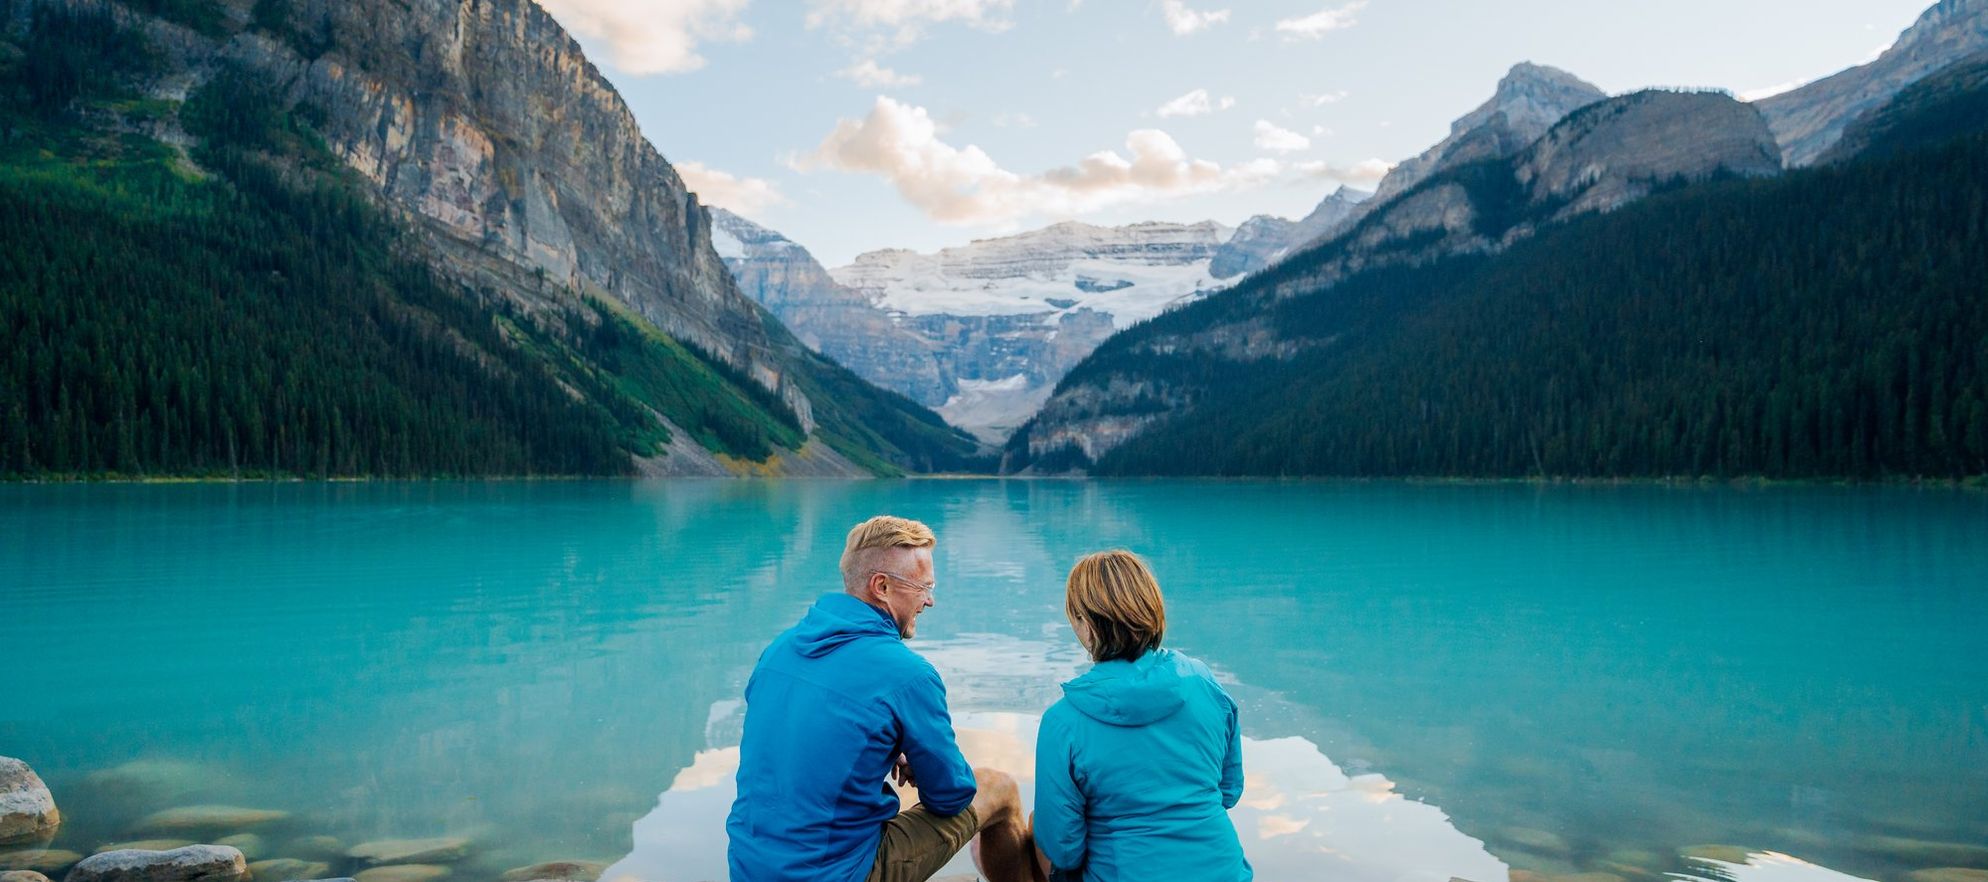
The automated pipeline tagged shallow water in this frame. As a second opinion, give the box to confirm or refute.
[3,481,1985,882]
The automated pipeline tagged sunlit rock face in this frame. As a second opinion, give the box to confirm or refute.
[1758,0,1988,166]
[80,0,818,426]
[1364,63,1609,209]
[710,209,948,405]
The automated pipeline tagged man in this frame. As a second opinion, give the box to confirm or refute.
[727,515,1039,882]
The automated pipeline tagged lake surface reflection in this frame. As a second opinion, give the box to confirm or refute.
[3,480,1985,882]
[613,635,1509,882]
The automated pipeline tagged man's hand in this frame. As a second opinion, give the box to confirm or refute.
[891,753,917,788]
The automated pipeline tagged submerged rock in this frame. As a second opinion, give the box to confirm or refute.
[67,845,248,882]
[1500,827,1573,855]
[95,843,198,856]
[82,762,216,805]
[345,839,468,866]
[248,859,331,881]
[0,758,60,844]
[0,849,82,872]
[351,865,449,882]
[136,807,290,835]
[0,871,51,882]
[497,861,606,882]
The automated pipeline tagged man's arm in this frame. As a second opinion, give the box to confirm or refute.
[891,667,977,815]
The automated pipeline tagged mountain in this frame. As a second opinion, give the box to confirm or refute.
[1365,62,1609,208]
[1208,186,1371,280]
[0,0,979,477]
[1056,66,1988,479]
[795,220,1234,441]
[709,208,948,405]
[1008,88,1786,470]
[1757,0,1988,166]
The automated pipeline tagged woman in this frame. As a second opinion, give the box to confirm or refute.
[1032,550,1251,881]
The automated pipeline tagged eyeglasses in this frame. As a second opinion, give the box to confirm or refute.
[871,570,937,596]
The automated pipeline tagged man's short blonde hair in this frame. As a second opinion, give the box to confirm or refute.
[1065,549,1167,663]
[840,515,936,589]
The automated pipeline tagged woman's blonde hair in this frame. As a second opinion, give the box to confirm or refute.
[1065,549,1166,662]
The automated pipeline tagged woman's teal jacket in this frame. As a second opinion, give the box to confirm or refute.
[1034,647,1252,881]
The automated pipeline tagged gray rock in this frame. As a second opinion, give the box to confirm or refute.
[93,844,196,857]
[1208,187,1371,280]
[65,846,248,882]
[0,758,59,844]
[0,871,51,882]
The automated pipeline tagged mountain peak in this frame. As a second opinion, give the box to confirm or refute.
[1465,62,1608,137]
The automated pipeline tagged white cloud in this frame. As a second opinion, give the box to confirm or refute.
[676,160,786,218]
[806,0,1013,40]
[1275,1,1366,40]
[1295,158,1392,187]
[1160,0,1230,35]
[536,0,751,75]
[799,96,1277,225]
[1253,119,1311,153]
[1156,88,1235,118]
[837,58,922,87]
[1300,90,1349,106]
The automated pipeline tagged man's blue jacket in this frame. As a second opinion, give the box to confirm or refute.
[727,592,977,882]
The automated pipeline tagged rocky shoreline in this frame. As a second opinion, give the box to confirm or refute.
[8,755,1988,882]
[2,759,614,882]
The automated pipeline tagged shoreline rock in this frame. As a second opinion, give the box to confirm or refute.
[68,845,248,882]
[0,759,60,844]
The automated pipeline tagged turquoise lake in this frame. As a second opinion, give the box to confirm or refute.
[3,481,1986,882]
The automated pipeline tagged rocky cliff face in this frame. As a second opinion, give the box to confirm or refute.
[79,0,818,432]
[709,209,948,404]
[1758,0,1988,166]
[1208,186,1371,280]
[1365,63,1607,208]
[1518,90,1782,218]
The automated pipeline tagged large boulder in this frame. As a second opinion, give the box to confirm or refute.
[0,871,51,882]
[0,759,59,844]
[66,846,248,882]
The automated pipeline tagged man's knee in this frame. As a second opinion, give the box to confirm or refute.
[971,767,1020,820]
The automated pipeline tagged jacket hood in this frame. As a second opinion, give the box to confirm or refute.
[792,592,901,657]
[1060,648,1189,726]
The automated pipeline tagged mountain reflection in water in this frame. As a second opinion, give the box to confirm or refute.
[604,635,1510,882]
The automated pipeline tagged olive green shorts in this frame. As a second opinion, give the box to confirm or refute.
[864,804,981,882]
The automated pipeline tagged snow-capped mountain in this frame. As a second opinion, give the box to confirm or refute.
[827,220,1234,441]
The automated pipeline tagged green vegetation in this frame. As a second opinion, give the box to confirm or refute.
[1023,66,1988,480]
[0,6,978,478]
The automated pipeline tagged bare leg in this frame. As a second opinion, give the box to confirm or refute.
[967,767,1045,882]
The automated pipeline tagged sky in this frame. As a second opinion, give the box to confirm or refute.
[536,0,1937,266]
